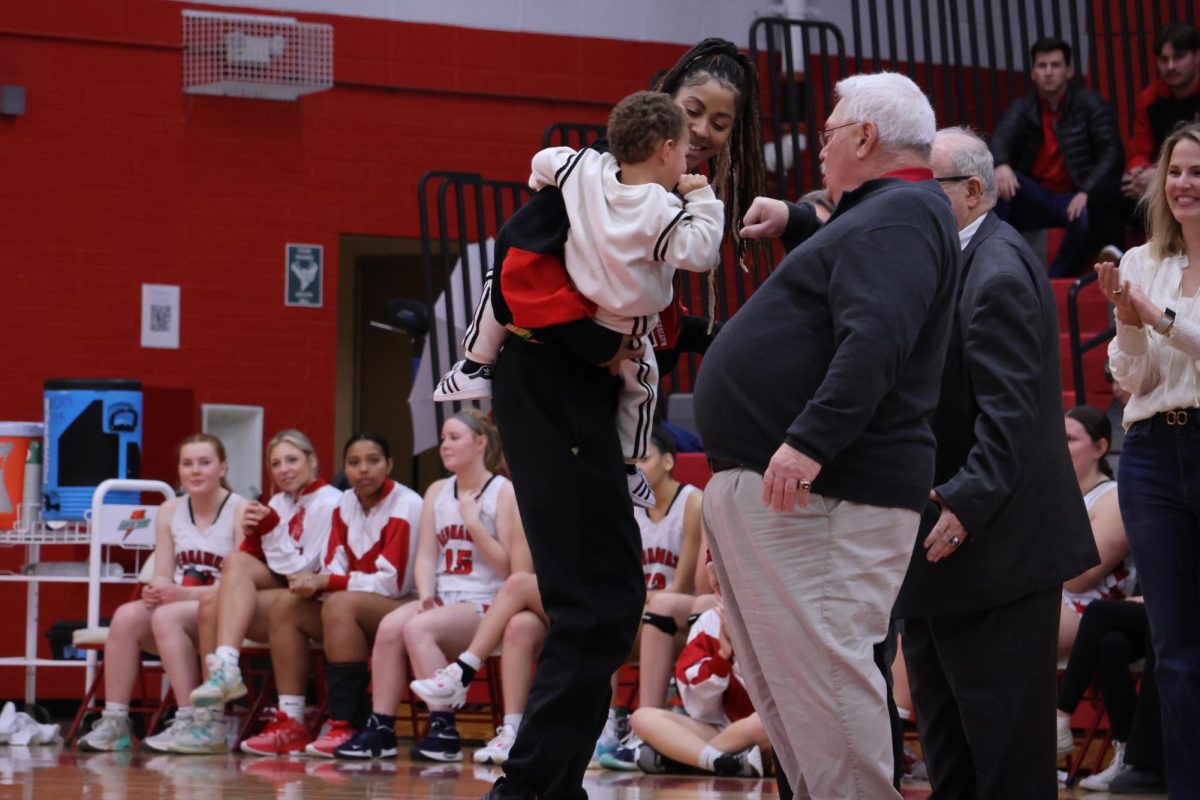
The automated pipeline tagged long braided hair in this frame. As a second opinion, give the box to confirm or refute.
[654,38,769,278]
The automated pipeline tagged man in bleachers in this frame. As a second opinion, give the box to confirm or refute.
[990,36,1124,277]
[1121,22,1200,205]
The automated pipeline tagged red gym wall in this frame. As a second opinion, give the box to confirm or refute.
[0,0,686,697]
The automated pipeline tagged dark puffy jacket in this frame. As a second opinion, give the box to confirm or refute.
[989,85,1123,193]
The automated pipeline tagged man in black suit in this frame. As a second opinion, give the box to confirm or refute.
[892,127,1099,799]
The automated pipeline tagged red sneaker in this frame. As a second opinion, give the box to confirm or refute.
[305,720,356,758]
[240,711,312,756]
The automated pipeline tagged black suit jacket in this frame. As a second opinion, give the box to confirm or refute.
[893,212,1098,618]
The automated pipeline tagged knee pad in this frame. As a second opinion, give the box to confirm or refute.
[642,612,678,636]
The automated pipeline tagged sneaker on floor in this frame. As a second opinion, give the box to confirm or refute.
[434,360,493,402]
[472,723,517,765]
[598,732,642,771]
[713,745,763,777]
[240,711,312,756]
[1055,714,1075,756]
[627,467,655,509]
[191,654,248,707]
[333,715,397,760]
[410,663,469,710]
[1106,766,1168,794]
[1078,741,1128,791]
[1097,244,1125,265]
[306,720,357,758]
[143,713,193,753]
[411,715,462,762]
[167,708,229,754]
[635,742,692,775]
[76,713,133,752]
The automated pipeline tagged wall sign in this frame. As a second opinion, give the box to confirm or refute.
[285,243,323,307]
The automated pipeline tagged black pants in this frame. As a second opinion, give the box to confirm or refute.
[904,586,1061,800]
[492,335,646,800]
[1057,599,1149,741]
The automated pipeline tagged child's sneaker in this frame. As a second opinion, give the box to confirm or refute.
[598,732,642,771]
[76,713,132,752]
[240,711,312,756]
[167,708,229,754]
[627,467,655,509]
[713,745,763,777]
[434,360,493,402]
[333,715,397,760]
[191,654,247,707]
[143,713,192,753]
[411,715,462,762]
[472,723,517,765]
[306,720,356,758]
[409,663,469,709]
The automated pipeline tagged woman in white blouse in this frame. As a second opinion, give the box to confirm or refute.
[1096,121,1200,793]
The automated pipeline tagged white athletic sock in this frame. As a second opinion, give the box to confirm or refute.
[279,695,306,722]
[503,713,523,731]
[215,645,240,669]
[458,651,484,671]
[103,702,129,718]
[175,705,195,720]
[698,744,723,772]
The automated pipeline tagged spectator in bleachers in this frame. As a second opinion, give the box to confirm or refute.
[77,434,247,754]
[893,126,1098,798]
[1098,120,1200,795]
[1121,23,1200,206]
[189,429,341,756]
[990,36,1124,277]
[1057,406,1136,662]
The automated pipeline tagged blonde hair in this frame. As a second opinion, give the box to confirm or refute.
[1143,123,1200,261]
[175,433,232,491]
[267,428,319,484]
[451,409,507,475]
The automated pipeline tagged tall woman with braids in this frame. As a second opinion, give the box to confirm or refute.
[479,39,767,800]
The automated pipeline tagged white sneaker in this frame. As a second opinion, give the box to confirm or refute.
[409,663,469,709]
[144,713,193,752]
[433,360,493,402]
[472,723,517,765]
[168,708,229,754]
[1078,741,1128,791]
[627,467,655,510]
[1056,714,1075,756]
[190,654,247,707]
[77,713,132,752]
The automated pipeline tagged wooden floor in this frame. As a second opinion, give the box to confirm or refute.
[0,745,1167,800]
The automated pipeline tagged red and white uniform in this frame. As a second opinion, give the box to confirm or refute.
[434,475,508,607]
[170,492,243,583]
[1063,480,1137,614]
[637,483,695,591]
[324,480,422,598]
[241,481,342,575]
[675,607,754,730]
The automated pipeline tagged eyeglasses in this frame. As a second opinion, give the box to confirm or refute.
[935,175,974,183]
[817,121,859,148]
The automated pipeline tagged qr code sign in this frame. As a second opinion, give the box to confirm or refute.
[150,304,172,332]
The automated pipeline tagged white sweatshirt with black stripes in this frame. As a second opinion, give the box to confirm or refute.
[529,146,723,335]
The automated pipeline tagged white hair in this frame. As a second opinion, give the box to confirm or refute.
[934,126,998,206]
[835,72,936,159]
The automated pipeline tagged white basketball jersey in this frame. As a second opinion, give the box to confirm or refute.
[170,491,242,583]
[637,483,696,591]
[261,482,343,575]
[433,474,508,600]
[1064,480,1137,612]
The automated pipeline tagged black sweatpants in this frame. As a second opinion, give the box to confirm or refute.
[492,335,646,800]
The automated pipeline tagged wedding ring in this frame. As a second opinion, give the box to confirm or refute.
[949,535,961,548]
[799,480,813,492]
[1112,287,1123,295]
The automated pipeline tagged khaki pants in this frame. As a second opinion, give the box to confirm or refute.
[702,468,917,800]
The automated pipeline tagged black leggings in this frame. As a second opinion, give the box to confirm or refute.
[1056,599,1149,741]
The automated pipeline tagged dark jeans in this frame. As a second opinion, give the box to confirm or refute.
[995,171,1122,277]
[1118,413,1200,796]
[1056,599,1148,740]
[491,335,646,800]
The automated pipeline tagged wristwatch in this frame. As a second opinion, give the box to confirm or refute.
[1153,307,1177,337]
